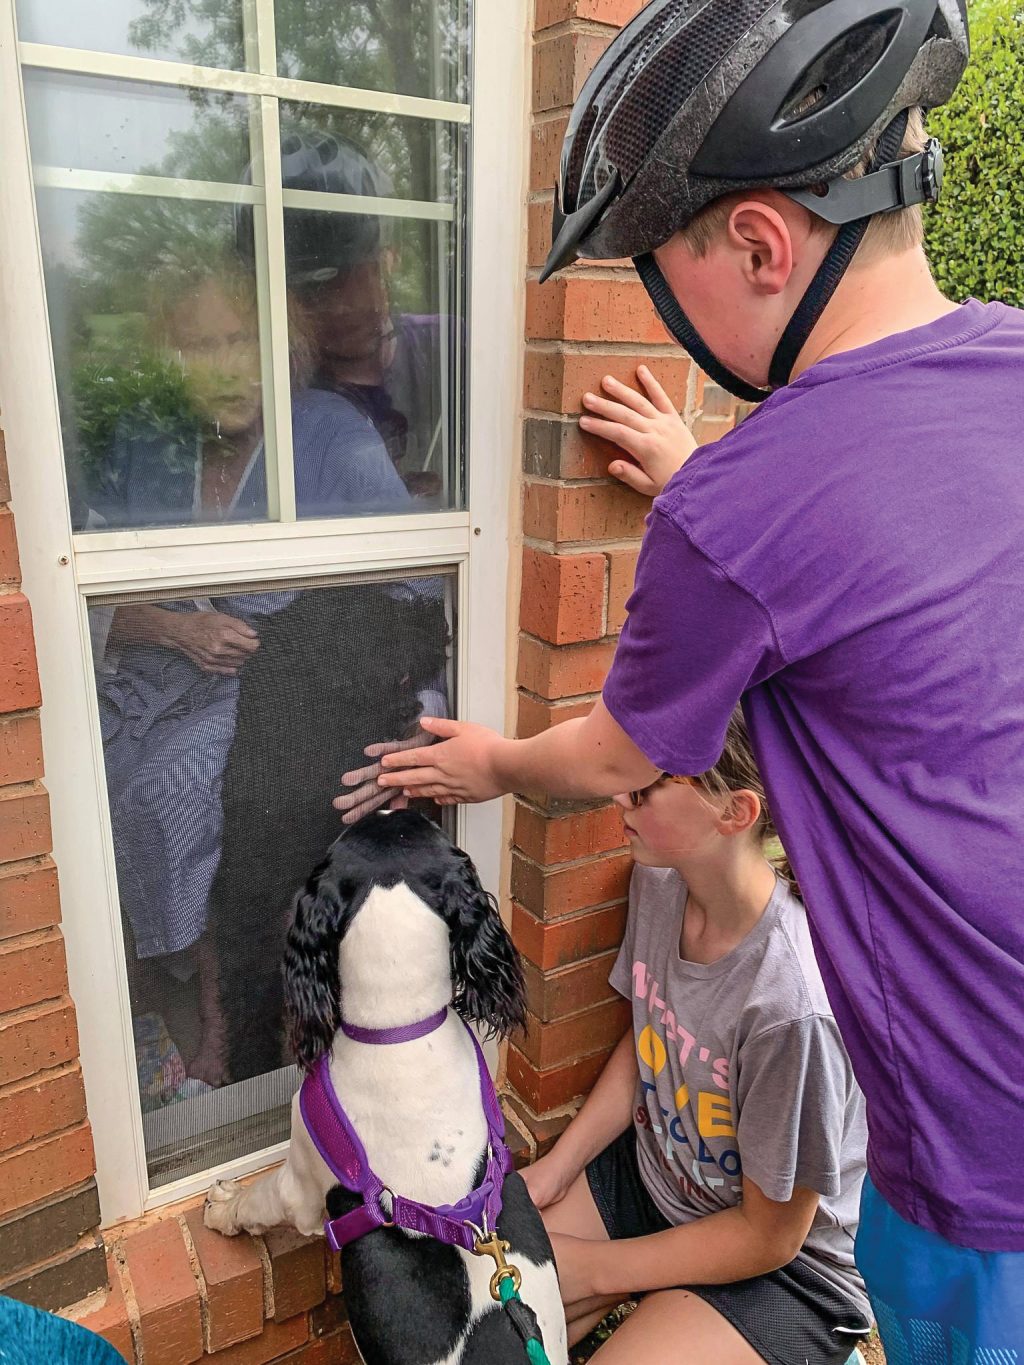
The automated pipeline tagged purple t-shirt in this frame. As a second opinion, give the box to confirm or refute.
[604,299,1024,1252]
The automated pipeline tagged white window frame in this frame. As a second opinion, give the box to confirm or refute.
[0,0,529,1226]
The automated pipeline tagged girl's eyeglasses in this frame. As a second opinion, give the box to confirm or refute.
[627,773,693,808]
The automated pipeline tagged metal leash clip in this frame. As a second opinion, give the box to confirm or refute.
[467,1217,523,1302]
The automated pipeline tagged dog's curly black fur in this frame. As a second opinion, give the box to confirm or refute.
[283,811,526,1073]
[208,585,449,1081]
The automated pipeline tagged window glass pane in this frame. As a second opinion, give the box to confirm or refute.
[23,70,252,182]
[15,0,252,72]
[22,73,285,533]
[274,0,470,103]
[279,103,460,204]
[34,188,276,533]
[88,571,455,1187]
[277,121,465,511]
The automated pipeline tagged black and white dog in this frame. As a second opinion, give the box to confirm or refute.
[205,810,567,1365]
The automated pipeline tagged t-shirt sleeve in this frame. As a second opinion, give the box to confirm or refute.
[735,1015,857,1204]
[602,505,785,775]
[609,868,644,1000]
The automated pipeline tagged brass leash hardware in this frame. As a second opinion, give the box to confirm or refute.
[473,1230,523,1302]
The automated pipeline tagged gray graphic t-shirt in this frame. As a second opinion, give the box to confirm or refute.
[611,865,870,1319]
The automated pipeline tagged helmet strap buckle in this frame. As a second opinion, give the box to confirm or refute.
[784,137,945,226]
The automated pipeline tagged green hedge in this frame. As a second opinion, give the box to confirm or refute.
[924,1,1024,307]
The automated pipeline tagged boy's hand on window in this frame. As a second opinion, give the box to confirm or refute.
[579,366,697,498]
[375,716,510,805]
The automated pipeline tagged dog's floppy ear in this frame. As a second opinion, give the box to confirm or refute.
[445,848,525,1039]
[283,867,350,1072]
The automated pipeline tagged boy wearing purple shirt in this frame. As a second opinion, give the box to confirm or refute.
[366,2,1024,1358]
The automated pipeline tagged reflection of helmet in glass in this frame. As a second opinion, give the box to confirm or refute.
[236,132,394,287]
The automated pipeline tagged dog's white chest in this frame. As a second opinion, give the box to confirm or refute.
[329,1015,488,1210]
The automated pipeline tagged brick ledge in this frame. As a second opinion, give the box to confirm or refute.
[61,1192,358,1365]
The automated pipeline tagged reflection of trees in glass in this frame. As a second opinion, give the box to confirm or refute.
[128,0,247,71]
[47,0,469,494]
[127,0,470,104]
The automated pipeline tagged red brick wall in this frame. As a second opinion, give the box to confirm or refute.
[0,418,105,1311]
[504,1,744,1155]
[63,1193,359,1364]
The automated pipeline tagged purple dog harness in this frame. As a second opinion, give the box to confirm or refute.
[299,1008,512,1255]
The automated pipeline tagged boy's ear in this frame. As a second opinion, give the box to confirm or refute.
[727,200,796,296]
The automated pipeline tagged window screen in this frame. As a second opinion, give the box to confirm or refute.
[88,570,455,1186]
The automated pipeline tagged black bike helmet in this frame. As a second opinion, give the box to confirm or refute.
[542,0,970,401]
[237,132,393,287]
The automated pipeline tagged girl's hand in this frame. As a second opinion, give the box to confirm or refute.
[579,365,697,498]
[520,1152,578,1211]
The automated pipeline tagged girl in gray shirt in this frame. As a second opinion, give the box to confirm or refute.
[522,710,871,1365]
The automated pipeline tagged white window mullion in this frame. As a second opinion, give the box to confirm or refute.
[0,2,150,1223]
[253,94,296,522]
[18,42,471,125]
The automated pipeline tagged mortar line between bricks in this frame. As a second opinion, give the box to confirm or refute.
[0,1116,92,1166]
[520,944,624,978]
[0,923,64,953]
[532,16,618,40]
[253,1234,276,1321]
[0,985,70,1020]
[516,685,601,707]
[0,778,46,798]
[522,537,642,556]
[532,106,571,127]
[526,339,682,357]
[513,898,626,926]
[524,264,638,282]
[111,1239,143,1365]
[0,853,54,877]
[513,1035,624,1066]
[519,628,620,651]
[0,707,43,724]
[524,474,613,489]
[0,1059,81,1103]
[177,1213,212,1353]
[0,993,72,1026]
[514,843,629,874]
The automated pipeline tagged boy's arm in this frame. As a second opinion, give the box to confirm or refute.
[373,698,659,804]
[554,1176,820,1301]
[522,1030,638,1209]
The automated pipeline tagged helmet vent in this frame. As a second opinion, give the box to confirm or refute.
[579,0,773,204]
[775,12,903,129]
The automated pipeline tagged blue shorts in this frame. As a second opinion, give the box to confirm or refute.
[856,1175,1024,1361]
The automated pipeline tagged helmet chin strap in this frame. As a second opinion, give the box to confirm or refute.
[635,111,911,405]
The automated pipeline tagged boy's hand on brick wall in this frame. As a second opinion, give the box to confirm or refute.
[579,366,697,498]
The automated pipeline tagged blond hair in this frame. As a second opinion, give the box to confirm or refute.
[681,106,928,266]
[688,708,800,899]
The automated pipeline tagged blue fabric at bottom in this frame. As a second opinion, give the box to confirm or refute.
[856,1174,1024,1363]
[0,1295,122,1364]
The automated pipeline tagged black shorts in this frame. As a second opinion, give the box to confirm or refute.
[585,1130,872,1365]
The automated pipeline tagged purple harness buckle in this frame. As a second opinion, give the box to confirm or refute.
[300,1010,511,1257]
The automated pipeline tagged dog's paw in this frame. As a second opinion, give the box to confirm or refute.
[204,1179,243,1235]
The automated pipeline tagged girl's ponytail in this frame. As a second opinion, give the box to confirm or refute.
[691,708,802,903]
